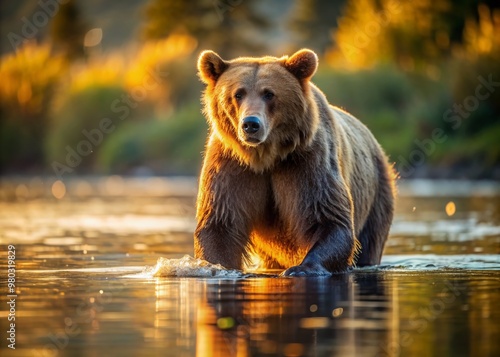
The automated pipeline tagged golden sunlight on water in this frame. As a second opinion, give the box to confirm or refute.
[0,177,499,356]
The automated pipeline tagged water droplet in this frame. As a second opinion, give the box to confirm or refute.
[217,317,235,329]
[332,307,343,317]
[51,180,66,199]
[445,201,456,216]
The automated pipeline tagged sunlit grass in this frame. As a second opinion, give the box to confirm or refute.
[463,4,500,59]
[125,34,197,89]
[69,55,125,93]
[0,42,66,115]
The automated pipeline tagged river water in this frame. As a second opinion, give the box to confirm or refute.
[0,177,499,357]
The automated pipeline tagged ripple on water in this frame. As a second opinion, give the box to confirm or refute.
[138,254,500,279]
[375,254,500,271]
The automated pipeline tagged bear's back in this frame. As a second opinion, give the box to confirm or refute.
[310,84,389,234]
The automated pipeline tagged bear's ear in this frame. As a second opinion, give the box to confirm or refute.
[197,50,229,85]
[284,49,318,81]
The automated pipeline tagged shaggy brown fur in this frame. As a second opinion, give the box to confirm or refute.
[195,49,396,276]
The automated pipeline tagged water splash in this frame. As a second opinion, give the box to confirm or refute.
[151,255,250,278]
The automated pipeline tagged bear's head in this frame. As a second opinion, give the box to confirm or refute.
[198,49,320,172]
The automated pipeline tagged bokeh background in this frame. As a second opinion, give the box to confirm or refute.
[1,0,499,179]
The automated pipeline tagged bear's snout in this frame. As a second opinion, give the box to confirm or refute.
[242,116,261,134]
[239,115,267,146]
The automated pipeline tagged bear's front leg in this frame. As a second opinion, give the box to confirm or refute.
[194,149,269,270]
[195,219,249,270]
[281,224,356,276]
[194,181,252,269]
[273,157,358,277]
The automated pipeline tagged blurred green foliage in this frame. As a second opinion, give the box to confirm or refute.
[98,103,207,175]
[317,57,500,178]
[45,85,133,172]
[315,65,417,161]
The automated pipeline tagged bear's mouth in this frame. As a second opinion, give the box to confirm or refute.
[241,137,263,147]
[246,138,261,144]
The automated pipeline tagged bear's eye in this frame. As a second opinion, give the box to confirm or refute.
[263,90,275,101]
[234,90,245,101]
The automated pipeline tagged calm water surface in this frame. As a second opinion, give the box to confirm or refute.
[0,177,499,357]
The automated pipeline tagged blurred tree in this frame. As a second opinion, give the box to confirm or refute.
[287,0,346,55]
[319,0,500,177]
[50,0,87,61]
[141,0,270,57]
[327,0,500,70]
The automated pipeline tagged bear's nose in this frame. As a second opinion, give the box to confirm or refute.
[242,116,261,134]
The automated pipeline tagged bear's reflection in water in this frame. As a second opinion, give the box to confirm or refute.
[180,274,392,356]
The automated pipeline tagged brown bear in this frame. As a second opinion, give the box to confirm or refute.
[195,49,396,276]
